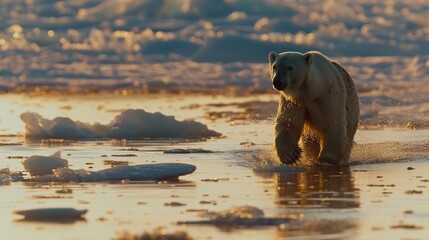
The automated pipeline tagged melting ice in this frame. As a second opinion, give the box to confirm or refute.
[20,109,220,140]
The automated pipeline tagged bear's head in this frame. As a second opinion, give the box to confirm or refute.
[268,51,314,94]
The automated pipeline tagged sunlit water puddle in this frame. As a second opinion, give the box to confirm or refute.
[0,93,428,240]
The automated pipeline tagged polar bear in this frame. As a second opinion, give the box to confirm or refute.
[268,51,359,165]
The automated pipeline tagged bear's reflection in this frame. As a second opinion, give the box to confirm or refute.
[276,167,359,209]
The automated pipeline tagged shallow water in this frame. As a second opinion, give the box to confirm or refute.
[0,93,428,239]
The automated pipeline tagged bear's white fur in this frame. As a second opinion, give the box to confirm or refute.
[268,51,359,165]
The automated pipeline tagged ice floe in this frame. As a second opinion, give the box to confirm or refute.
[14,208,87,221]
[0,168,11,185]
[20,112,101,139]
[31,163,196,182]
[21,109,220,140]
[23,151,68,176]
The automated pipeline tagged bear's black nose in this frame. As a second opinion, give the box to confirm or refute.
[273,80,285,91]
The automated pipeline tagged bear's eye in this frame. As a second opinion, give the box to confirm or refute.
[286,66,293,71]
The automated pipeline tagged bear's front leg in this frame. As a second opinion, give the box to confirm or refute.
[274,96,305,164]
[275,129,302,164]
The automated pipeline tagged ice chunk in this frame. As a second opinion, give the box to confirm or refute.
[0,169,11,185]
[14,208,87,221]
[32,163,196,182]
[0,168,10,175]
[95,163,196,181]
[47,168,97,182]
[106,109,220,139]
[21,109,220,140]
[20,112,101,139]
[23,151,68,176]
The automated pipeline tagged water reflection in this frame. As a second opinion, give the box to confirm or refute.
[276,167,359,209]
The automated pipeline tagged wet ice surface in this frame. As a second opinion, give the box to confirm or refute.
[0,93,428,240]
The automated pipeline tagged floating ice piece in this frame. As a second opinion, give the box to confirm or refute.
[0,174,11,185]
[23,151,68,176]
[0,169,11,185]
[14,208,87,220]
[21,109,220,140]
[95,163,196,181]
[32,163,196,182]
[0,168,10,175]
[178,205,292,227]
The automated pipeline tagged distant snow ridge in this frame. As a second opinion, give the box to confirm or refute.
[20,109,220,140]
[1,0,429,91]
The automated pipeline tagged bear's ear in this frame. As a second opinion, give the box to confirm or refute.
[304,52,314,65]
[268,52,278,63]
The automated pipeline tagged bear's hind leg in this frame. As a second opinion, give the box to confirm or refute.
[300,126,320,162]
[317,128,348,165]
